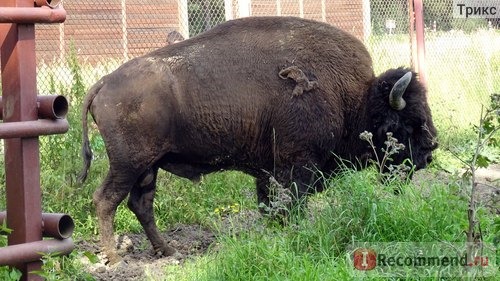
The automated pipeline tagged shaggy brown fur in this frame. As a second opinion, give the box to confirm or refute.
[79,16,437,263]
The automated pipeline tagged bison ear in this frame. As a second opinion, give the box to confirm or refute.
[389,71,412,111]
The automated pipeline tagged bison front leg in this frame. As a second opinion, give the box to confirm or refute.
[256,174,271,213]
[258,165,314,219]
[93,172,132,264]
[127,168,177,257]
[279,166,314,214]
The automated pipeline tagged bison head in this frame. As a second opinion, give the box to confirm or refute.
[366,67,438,174]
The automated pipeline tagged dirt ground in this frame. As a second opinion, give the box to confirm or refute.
[472,164,500,213]
[78,224,217,280]
[78,166,499,280]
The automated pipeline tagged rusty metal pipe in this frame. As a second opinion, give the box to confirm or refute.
[0,119,68,139]
[34,0,62,8]
[40,213,74,239]
[0,95,68,120]
[0,212,74,239]
[0,6,66,24]
[0,238,73,266]
[37,95,68,119]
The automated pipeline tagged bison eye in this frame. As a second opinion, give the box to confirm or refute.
[379,81,390,91]
[406,126,414,134]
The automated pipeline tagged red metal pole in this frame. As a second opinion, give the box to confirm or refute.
[0,6,66,24]
[412,0,427,87]
[0,212,75,240]
[0,0,43,279]
[0,239,74,267]
[0,119,69,139]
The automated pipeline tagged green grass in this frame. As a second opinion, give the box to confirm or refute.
[154,168,498,281]
[0,30,499,280]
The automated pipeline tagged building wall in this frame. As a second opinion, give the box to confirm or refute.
[36,0,179,63]
[35,0,366,64]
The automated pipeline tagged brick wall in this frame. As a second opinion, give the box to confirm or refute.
[35,0,366,64]
[36,0,179,63]
[247,0,366,39]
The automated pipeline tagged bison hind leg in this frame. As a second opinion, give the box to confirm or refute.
[127,167,178,257]
[93,171,135,264]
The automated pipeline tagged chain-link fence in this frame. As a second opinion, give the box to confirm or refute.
[2,0,500,134]
[31,0,405,93]
[422,1,499,136]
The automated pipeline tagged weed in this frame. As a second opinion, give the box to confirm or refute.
[30,251,96,281]
[449,93,499,269]
[214,203,240,217]
[0,267,21,281]
[258,176,293,220]
[359,130,411,183]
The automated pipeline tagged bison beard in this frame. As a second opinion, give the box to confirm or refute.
[79,16,437,263]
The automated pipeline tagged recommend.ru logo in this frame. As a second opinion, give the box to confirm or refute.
[347,242,497,278]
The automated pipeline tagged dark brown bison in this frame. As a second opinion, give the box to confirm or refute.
[80,16,437,263]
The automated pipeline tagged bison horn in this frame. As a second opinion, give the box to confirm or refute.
[389,71,412,110]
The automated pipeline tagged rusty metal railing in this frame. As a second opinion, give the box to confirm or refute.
[0,1,73,280]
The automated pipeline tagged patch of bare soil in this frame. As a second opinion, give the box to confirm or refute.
[474,164,500,213]
[78,224,216,281]
[77,210,263,280]
[413,164,500,214]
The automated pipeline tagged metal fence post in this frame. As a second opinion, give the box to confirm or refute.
[1,1,42,279]
[0,1,70,280]
[413,0,427,87]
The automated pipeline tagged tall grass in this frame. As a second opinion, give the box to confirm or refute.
[160,168,497,281]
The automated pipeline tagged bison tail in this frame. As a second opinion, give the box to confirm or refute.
[78,80,103,183]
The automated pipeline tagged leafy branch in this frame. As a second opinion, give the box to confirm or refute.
[453,93,499,269]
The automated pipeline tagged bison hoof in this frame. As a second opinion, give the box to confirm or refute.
[154,244,178,257]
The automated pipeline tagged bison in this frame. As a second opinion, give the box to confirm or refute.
[80,16,437,263]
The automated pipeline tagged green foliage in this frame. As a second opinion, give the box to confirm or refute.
[163,169,492,280]
[0,267,21,281]
[493,216,500,246]
[0,222,11,248]
[423,0,453,30]
[214,203,240,217]
[148,171,255,232]
[37,44,104,239]
[0,221,12,236]
[30,251,96,281]
[424,0,488,32]
[447,93,500,172]
[40,43,86,175]
[454,93,500,265]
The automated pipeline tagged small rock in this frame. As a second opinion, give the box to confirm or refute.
[168,239,181,248]
[116,235,134,254]
[96,265,107,273]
